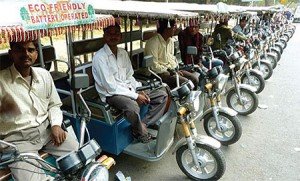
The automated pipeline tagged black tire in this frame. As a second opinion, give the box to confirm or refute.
[286,31,293,39]
[280,39,287,49]
[274,44,283,55]
[241,71,265,94]
[282,34,290,42]
[176,143,226,180]
[226,87,258,115]
[203,112,242,146]
[271,48,282,61]
[266,54,278,69]
[252,61,273,80]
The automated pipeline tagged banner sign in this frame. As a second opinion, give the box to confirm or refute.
[20,0,96,30]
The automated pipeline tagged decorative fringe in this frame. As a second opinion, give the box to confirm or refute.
[1,15,115,44]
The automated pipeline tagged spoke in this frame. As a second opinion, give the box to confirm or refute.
[200,167,209,174]
[210,126,217,133]
[227,125,234,132]
[224,131,233,138]
[197,148,206,157]
[206,159,215,165]
[187,161,196,169]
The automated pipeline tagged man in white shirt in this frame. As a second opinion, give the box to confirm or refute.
[144,19,199,89]
[0,40,79,181]
[232,17,248,36]
[92,24,167,143]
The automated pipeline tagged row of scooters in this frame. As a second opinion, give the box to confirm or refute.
[0,22,295,181]
[169,21,296,180]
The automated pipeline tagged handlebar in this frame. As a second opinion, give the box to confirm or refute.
[136,80,162,91]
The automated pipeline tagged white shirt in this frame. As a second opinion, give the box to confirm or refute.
[92,44,142,102]
[0,65,63,135]
[144,33,178,74]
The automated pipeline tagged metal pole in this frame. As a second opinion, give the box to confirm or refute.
[130,18,133,59]
[37,32,45,69]
[124,18,128,51]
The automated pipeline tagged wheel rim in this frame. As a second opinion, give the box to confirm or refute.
[229,90,255,113]
[181,146,218,179]
[242,75,261,91]
[254,64,270,79]
[207,115,235,141]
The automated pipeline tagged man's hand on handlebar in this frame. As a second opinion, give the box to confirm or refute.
[136,91,150,105]
[51,126,67,147]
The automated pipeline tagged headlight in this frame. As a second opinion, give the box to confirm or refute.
[235,57,246,70]
[81,163,109,181]
[230,51,240,61]
[215,74,228,92]
[185,91,202,113]
[248,49,255,60]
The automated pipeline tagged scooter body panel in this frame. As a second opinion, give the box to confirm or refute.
[172,135,221,154]
[202,106,237,118]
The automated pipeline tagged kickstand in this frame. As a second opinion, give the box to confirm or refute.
[115,171,131,181]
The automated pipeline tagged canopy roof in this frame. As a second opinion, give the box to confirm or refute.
[91,0,199,19]
[0,0,115,43]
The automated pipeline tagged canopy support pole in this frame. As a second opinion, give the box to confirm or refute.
[130,18,133,60]
[124,18,128,51]
[37,32,45,69]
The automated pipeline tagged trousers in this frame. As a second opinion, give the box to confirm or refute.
[106,89,167,136]
[158,70,199,89]
[1,120,79,181]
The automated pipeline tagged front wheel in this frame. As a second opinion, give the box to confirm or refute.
[176,143,226,180]
[203,112,242,146]
[241,71,265,94]
[252,61,273,80]
[226,87,258,115]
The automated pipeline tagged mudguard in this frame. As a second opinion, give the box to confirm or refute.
[202,106,237,118]
[227,83,257,93]
[270,47,280,53]
[266,52,277,59]
[172,135,221,154]
[249,68,263,77]
[260,59,272,66]
[252,59,270,68]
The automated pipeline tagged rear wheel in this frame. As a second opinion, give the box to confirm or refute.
[176,143,226,180]
[203,112,242,146]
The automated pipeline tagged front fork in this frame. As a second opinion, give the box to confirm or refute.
[210,96,222,131]
[232,70,243,104]
[244,62,255,85]
[178,107,200,169]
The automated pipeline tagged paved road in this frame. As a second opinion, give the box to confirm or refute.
[108,24,300,181]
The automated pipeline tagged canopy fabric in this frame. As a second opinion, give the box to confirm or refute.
[91,0,199,19]
[152,3,218,13]
[0,1,115,43]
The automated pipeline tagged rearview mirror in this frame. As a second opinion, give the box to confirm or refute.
[71,73,89,89]
[142,55,154,68]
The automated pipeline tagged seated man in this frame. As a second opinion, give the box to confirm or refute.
[178,23,223,69]
[212,16,233,50]
[144,19,199,89]
[0,40,79,181]
[92,24,168,143]
[232,16,250,38]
